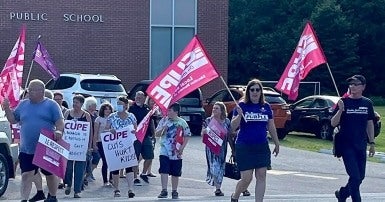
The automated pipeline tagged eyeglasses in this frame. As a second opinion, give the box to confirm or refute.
[249,88,261,92]
[349,83,363,86]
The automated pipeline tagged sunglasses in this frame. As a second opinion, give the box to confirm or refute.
[249,88,261,92]
[349,83,363,86]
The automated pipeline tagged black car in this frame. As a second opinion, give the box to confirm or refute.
[128,80,206,136]
[286,95,381,140]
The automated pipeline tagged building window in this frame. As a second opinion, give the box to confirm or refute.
[150,0,196,79]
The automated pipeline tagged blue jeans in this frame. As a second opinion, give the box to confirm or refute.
[65,160,86,193]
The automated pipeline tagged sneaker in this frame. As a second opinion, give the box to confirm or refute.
[65,187,71,195]
[242,190,251,196]
[114,190,121,197]
[147,173,157,177]
[214,189,224,196]
[133,178,142,186]
[74,193,81,198]
[58,183,65,189]
[157,190,168,198]
[140,174,149,183]
[128,190,135,198]
[43,195,57,202]
[335,190,346,202]
[29,190,46,201]
[171,191,179,199]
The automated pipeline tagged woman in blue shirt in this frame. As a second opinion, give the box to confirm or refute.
[230,79,280,202]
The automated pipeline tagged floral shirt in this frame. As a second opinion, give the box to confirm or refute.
[157,117,191,160]
[107,112,137,130]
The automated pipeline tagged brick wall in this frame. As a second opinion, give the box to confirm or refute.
[0,0,228,99]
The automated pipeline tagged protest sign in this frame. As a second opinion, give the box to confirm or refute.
[101,126,138,171]
[202,119,225,155]
[33,129,70,178]
[63,120,90,161]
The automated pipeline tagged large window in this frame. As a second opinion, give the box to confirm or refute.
[150,0,196,79]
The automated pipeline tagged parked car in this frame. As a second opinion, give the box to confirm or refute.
[203,85,291,139]
[0,108,17,197]
[286,95,382,140]
[45,73,128,110]
[128,80,206,136]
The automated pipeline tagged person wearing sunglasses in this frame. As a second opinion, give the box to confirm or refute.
[230,79,280,202]
[331,75,376,202]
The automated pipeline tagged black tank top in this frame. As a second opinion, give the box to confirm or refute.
[67,111,87,121]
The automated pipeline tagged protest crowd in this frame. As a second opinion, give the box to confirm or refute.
[0,26,376,202]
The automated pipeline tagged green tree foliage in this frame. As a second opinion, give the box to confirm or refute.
[229,0,384,98]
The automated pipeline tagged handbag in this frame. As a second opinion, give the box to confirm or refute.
[333,127,343,158]
[224,156,241,180]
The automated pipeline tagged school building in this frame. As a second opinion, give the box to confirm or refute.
[0,0,228,97]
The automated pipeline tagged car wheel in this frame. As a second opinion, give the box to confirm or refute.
[319,122,333,140]
[0,153,9,197]
[276,128,288,140]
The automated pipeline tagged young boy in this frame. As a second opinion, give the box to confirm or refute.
[155,103,191,199]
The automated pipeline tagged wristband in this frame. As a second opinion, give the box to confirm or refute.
[369,142,375,145]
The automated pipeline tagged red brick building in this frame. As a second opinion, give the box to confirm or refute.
[0,0,228,98]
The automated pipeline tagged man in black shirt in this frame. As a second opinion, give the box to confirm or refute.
[331,75,375,202]
[129,91,155,185]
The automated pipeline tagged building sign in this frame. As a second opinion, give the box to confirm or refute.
[9,12,104,23]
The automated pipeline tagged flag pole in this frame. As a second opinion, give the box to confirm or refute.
[219,76,247,122]
[325,63,340,97]
[24,35,41,90]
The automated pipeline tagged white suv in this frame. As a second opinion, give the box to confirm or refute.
[45,73,128,110]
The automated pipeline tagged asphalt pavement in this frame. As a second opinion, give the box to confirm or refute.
[3,136,385,202]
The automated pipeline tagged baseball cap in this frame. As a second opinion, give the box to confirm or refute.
[346,75,366,85]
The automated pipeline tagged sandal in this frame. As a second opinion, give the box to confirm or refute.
[242,190,251,196]
[114,190,121,197]
[214,189,224,196]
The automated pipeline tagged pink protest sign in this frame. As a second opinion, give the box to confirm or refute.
[202,119,226,155]
[33,129,70,179]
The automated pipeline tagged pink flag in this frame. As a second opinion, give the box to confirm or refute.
[146,35,219,111]
[136,105,159,143]
[0,26,26,108]
[275,22,327,100]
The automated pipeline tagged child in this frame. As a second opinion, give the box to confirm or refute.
[155,103,191,199]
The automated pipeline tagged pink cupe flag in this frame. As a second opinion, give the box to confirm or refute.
[275,22,327,100]
[33,41,60,80]
[146,35,219,111]
[0,25,26,108]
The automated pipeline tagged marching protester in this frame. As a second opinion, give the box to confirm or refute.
[83,96,100,184]
[53,92,68,115]
[63,94,92,198]
[128,91,155,185]
[155,102,191,199]
[2,79,64,202]
[230,79,280,202]
[201,102,231,196]
[53,91,68,190]
[144,97,161,177]
[93,102,114,187]
[106,96,138,198]
[331,75,376,202]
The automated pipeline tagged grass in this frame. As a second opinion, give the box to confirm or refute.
[279,106,385,153]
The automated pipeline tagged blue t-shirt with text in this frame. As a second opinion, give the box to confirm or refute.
[233,102,273,144]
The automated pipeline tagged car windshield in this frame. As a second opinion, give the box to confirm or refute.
[265,94,286,104]
[80,79,125,92]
